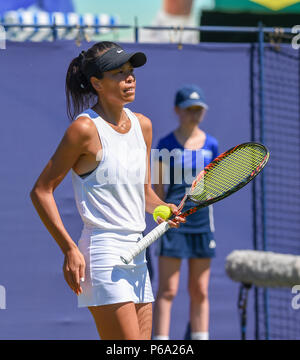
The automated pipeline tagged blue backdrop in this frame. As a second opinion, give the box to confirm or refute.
[0,41,254,339]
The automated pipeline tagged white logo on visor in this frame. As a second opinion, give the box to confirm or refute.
[117,50,123,53]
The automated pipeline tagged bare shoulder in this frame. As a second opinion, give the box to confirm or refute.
[64,115,96,146]
[134,112,152,134]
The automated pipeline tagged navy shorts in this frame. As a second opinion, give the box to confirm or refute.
[156,229,216,259]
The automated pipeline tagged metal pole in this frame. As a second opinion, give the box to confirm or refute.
[250,43,260,340]
[52,15,57,41]
[134,16,139,43]
[258,21,270,341]
[238,283,252,340]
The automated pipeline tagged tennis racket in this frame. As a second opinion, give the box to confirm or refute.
[120,142,269,264]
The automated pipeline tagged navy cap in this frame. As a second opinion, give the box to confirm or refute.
[175,85,208,109]
[82,46,147,81]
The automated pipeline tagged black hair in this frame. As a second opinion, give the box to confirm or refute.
[65,41,119,121]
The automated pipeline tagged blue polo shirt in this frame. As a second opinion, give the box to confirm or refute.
[156,131,219,233]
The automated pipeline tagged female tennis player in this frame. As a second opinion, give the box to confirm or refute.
[152,85,219,340]
[30,41,184,340]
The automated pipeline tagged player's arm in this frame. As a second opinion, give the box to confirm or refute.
[30,116,94,294]
[30,117,93,253]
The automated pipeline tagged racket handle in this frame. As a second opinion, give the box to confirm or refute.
[120,222,170,264]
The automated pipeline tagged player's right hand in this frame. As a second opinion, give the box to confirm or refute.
[156,203,186,228]
[63,247,86,296]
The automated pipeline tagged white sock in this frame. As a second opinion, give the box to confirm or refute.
[152,335,169,340]
[191,332,209,340]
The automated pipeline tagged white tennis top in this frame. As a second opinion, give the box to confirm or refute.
[71,107,147,233]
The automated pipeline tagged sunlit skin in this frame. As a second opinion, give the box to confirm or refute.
[89,62,136,132]
[95,62,137,104]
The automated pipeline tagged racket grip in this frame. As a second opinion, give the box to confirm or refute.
[120,222,170,264]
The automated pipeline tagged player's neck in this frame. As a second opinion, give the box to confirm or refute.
[93,102,125,126]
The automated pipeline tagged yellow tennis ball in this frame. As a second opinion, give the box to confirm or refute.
[153,205,172,222]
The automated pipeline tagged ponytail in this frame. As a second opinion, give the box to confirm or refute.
[65,41,119,121]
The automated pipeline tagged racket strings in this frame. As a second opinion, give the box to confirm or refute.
[190,145,267,202]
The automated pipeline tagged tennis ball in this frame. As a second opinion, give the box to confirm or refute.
[153,205,172,222]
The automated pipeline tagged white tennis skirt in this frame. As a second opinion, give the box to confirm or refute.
[77,226,154,308]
